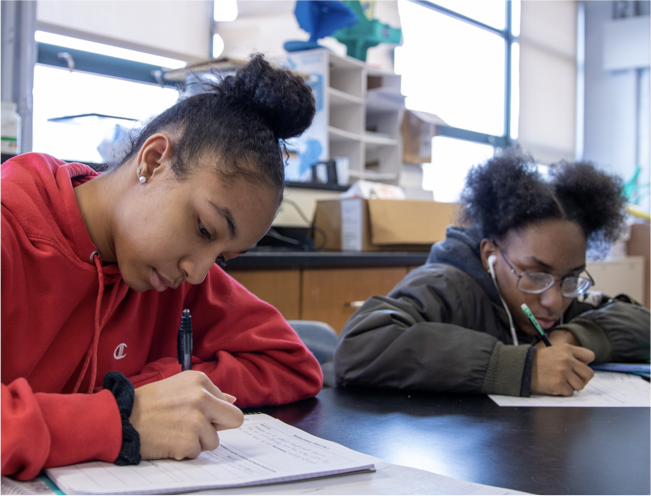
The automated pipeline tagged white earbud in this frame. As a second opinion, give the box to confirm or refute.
[488,254,497,276]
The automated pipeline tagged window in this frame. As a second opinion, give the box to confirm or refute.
[395,0,520,201]
[32,66,179,164]
[33,32,184,164]
[423,137,495,202]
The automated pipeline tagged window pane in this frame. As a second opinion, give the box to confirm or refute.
[422,136,494,202]
[32,65,179,164]
[214,0,238,21]
[396,0,506,136]
[511,0,521,37]
[428,0,506,30]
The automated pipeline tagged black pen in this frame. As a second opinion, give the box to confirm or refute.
[177,309,193,371]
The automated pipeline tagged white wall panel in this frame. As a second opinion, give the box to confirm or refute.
[36,1,212,63]
[520,0,577,58]
[583,1,644,189]
[518,0,577,164]
[519,40,576,163]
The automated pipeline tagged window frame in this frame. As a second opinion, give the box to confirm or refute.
[36,42,180,88]
[407,0,517,148]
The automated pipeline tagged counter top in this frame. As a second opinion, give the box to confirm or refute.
[225,250,430,269]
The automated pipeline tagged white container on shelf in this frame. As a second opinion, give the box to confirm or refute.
[1,102,21,156]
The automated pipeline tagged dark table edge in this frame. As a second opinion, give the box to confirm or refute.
[225,251,430,270]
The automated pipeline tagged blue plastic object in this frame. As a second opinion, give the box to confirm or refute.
[284,1,359,52]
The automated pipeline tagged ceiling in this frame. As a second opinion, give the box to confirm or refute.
[236,1,295,18]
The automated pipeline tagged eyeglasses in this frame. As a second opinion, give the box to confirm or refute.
[497,250,594,298]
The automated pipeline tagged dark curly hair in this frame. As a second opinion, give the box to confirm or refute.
[460,147,627,252]
[115,54,315,200]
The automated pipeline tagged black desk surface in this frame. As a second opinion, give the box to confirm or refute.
[247,387,650,495]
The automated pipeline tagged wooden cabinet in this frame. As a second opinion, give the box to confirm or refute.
[226,252,427,333]
[227,266,409,333]
[228,269,301,320]
[301,267,408,333]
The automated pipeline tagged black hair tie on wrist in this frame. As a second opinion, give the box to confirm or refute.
[102,371,141,465]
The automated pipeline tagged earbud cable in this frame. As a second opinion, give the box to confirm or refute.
[489,258,519,346]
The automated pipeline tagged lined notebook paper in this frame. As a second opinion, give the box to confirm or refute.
[45,414,378,495]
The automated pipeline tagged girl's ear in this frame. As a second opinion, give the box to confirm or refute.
[480,238,498,273]
[136,133,174,182]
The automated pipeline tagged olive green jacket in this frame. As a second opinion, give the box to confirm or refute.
[333,227,650,396]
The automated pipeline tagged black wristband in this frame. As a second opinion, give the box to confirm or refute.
[520,346,536,397]
[102,371,141,465]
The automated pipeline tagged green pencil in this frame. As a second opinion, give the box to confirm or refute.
[521,303,552,346]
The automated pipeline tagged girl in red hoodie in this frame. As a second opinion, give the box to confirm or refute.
[1,55,322,479]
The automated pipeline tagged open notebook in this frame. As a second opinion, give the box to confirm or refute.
[45,414,378,495]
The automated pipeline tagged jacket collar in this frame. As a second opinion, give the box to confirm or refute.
[427,226,503,306]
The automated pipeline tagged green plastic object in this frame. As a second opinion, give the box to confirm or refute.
[623,165,650,204]
[332,0,402,61]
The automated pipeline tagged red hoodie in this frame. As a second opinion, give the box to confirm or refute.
[1,153,322,479]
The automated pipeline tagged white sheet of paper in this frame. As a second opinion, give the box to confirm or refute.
[45,414,379,495]
[191,462,529,495]
[489,370,650,407]
[5,463,529,496]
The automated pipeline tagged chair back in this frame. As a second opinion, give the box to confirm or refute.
[288,320,338,364]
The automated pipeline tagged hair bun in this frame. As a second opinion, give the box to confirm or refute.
[226,54,315,140]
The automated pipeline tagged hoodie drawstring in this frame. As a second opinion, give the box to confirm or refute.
[72,250,121,394]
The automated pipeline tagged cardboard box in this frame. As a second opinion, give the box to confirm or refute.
[401,110,448,165]
[313,199,459,252]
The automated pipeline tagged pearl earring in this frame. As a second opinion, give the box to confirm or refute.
[139,175,146,184]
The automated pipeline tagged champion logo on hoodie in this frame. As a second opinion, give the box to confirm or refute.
[113,343,127,360]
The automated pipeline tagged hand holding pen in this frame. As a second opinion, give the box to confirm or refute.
[521,303,596,395]
[127,308,243,461]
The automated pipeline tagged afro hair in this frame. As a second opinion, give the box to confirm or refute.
[459,147,627,253]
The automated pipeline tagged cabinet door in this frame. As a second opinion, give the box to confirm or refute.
[227,269,300,320]
[302,267,408,333]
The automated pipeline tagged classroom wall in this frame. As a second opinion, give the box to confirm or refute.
[583,0,650,208]
[36,1,212,63]
[518,0,577,164]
